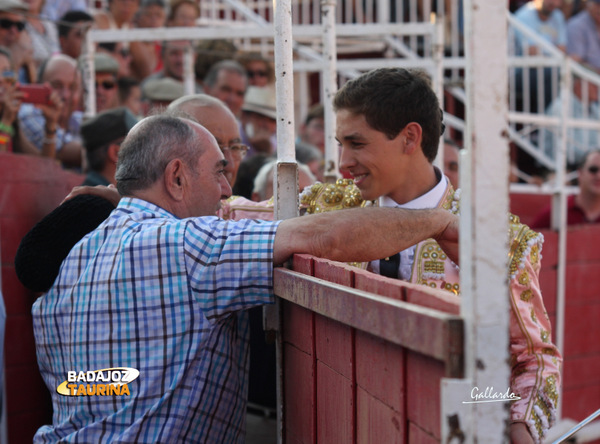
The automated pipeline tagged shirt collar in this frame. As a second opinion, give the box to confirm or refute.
[117,197,178,219]
[378,167,448,209]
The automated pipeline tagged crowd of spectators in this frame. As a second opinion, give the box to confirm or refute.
[510,0,600,214]
[0,0,328,198]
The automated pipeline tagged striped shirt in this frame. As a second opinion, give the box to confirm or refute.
[32,197,280,443]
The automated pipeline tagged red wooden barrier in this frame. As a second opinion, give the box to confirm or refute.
[276,255,463,443]
[0,153,83,443]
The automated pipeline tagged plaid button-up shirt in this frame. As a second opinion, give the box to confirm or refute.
[33,197,280,443]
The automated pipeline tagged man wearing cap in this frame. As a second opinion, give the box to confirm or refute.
[18,54,83,167]
[567,0,600,73]
[240,84,277,158]
[142,77,184,112]
[91,52,120,113]
[80,107,138,186]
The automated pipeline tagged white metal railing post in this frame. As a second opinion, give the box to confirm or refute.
[377,0,390,24]
[272,3,297,441]
[82,28,96,118]
[444,0,511,442]
[321,0,339,182]
[273,0,298,200]
[183,42,195,95]
[433,13,445,173]
[552,56,572,421]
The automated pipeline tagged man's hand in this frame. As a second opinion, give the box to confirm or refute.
[433,211,459,264]
[38,88,63,130]
[510,422,534,444]
[0,82,23,125]
[62,184,121,207]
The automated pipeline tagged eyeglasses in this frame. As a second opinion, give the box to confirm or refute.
[587,166,600,174]
[0,18,25,32]
[95,80,116,90]
[247,70,267,79]
[219,143,248,160]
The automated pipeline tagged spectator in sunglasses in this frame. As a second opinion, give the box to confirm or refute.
[91,52,120,112]
[532,149,600,228]
[0,0,35,82]
[236,51,273,87]
[58,10,93,60]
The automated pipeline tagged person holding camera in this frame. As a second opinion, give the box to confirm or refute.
[17,53,82,167]
[0,45,51,156]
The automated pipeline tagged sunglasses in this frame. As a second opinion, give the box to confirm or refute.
[95,80,116,90]
[247,70,267,79]
[0,18,25,31]
[587,166,600,174]
[219,143,248,159]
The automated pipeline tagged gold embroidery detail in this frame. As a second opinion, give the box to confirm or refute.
[544,375,558,405]
[302,179,363,214]
[518,271,530,286]
[508,225,540,278]
[531,244,540,265]
[531,408,543,439]
[520,289,534,302]
[424,261,445,275]
[531,308,537,323]
[536,395,552,423]
[542,347,555,356]
[540,329,549,343]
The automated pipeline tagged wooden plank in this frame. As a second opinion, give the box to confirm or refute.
[274,268,464,377]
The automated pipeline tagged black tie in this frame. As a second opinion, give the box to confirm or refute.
[379,253,400,279]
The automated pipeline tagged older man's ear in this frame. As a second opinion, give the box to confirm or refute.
[164,158,187,201]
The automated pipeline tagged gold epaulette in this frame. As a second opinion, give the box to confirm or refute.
[508,214,544,279]
[300,179,364,214]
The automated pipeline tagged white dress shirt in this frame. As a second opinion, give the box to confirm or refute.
[371,170,448,280]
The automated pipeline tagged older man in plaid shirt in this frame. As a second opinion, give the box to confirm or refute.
[32,114,458,443]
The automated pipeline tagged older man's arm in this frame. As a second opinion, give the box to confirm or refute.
[273,207,458,266]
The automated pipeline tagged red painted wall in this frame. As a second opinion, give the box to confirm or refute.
[538,225,600,424]
[0,153,83,443]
